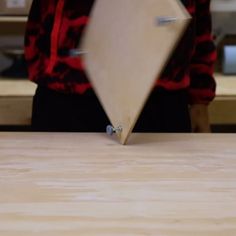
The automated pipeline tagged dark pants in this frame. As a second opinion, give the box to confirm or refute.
[32,85,191,133]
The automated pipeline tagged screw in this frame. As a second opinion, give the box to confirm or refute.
[156,16,177,26]
[106,125,123,136]
[68,49,87,57]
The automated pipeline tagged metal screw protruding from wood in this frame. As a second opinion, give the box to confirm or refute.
[106,125,123,136]
[68,49,87,57]
[156,16,177,26]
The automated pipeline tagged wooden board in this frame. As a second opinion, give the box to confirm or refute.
[0,97,32,125]
[0,80,36,125]
[81,0,191,144]
[0,132,236,235]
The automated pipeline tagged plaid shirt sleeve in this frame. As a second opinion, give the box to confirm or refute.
[25,0,43,56]
[188,0,217,105]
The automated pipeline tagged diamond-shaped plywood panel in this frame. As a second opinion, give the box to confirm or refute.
[81,0,191,144]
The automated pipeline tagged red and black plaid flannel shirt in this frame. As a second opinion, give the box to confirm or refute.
[25,0,216,104]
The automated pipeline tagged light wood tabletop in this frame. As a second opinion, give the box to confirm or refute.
[0,132,236,236]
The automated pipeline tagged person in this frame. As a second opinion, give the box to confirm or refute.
[24,0,216,133]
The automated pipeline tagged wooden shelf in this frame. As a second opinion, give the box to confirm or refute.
[0,79,35,125]
[0,75,236,126]
[208,73,236,125]
[214,73,236,99]
[0,79,36,96]
[0,16,27,23]
[211,0,236,12]
[0,74,235,98]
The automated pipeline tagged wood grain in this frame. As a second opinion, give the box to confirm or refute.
[0,132,236,235]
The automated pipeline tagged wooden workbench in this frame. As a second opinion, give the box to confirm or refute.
[0,132,235,235]
[209,74,236,125]
[0,79,36,125]
[0,74,236,126]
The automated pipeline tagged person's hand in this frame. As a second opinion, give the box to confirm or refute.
[190,104,211,133]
